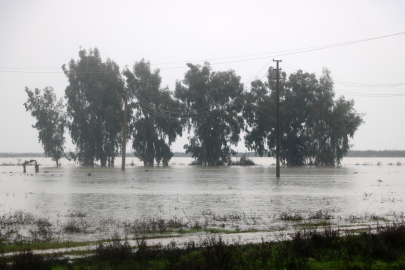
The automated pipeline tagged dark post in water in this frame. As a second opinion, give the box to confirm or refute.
[273,59,282,177]
[122,88,128,171]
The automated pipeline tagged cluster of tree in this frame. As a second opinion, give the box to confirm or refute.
[24,48,363,167]
[244,68,364,165]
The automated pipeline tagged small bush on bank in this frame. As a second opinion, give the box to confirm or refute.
[229,153,255,166]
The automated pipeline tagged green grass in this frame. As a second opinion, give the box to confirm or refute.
[296,220,332,227]
[2,223,405,269]
[0,241,94,253]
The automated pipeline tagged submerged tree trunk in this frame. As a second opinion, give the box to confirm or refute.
[143,159,154,166]
[100,156,107,167]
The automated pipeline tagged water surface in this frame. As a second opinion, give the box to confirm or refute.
[1,157,404,241]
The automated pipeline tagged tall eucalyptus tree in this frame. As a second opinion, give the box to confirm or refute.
[175,63,244,166]
[24,87,67,166]
[124,59,183,166]
[63,48,125,166]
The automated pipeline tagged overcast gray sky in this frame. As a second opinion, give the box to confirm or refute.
[1,0,404,154]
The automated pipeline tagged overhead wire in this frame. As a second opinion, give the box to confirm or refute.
[136,97,221,119]
[130,89,222,120]
[278,70,405,98]
[334,81,405,87]
[283,61,405,88]
[131,87,222,117]
[134,90,214,113]
[2,31,405,73]
[279,61,405,97]
[152,31,405,66]
[137,100,221,120]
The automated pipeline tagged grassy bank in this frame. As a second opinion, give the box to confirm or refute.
[1,222,405,269]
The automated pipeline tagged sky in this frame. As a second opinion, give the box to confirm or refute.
[1,0,405,154]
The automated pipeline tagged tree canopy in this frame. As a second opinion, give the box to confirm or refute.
[25,48,363,167]
[175,63,244,165]
[243,68,364,166]
[63,48,125,166]
[124,60,184,166]
[24,87,66,166]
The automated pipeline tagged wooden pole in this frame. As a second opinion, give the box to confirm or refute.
[273,59,282,177]
[121,88,128,171]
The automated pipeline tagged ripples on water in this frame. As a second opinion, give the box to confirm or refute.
[1,157,404,241]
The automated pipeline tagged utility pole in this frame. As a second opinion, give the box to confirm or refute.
[121,88,128,171]
[273,59,282,177]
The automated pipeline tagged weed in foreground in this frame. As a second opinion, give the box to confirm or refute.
[63,219,88,234]
[3,222,405,269]
[0,249,67,270]
[308,209,333,220]
[279,209,303,221]
[95,231,132,264]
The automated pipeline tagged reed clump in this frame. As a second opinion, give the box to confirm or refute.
[308,209,333,220]
[229,153,255,166]
[279,209,304,221]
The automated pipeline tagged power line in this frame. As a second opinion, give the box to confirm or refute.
[279,62,405,97]
[131,91,223,120]
[133,90,215,114]
[278,71,405,98]
[169,31,405,69]
[334,81,405,87]
[152,31,405,66]
[137,98,221,119]
[2,31,405,73]
[253,64,405,97]
[333,89,405,97]
[0,67,60,70]
[137,102,222,120]
[282,61,405,88]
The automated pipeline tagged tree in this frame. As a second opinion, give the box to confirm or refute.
[243,78,276,158]
[243,68,363,166]
[278,69,320,165]
[175,63,244,166]
[24,87,66,166]
[302,69,364,165]
[63,48,125,166]
[124,59,183,166]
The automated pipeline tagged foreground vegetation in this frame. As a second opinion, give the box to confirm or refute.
[1,222,405,269]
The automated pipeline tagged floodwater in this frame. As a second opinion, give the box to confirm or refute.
[1,156,404,242]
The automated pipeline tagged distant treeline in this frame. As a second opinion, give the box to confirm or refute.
[2,151,405,158]
[345,150,405,157]
[0,152,245,158]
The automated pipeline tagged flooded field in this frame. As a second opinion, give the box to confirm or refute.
[1,157,404,243]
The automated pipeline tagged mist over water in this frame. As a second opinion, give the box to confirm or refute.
[1,157,404,241]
